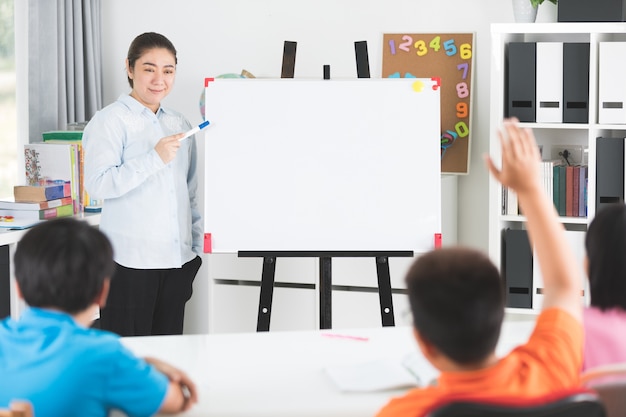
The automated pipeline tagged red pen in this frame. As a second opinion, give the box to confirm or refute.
[321,333,369,342]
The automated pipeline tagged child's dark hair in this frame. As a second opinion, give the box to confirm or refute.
[13,218,115,315]
[406,247,505,365]
[127,32,177,88]
[586,202,626,311]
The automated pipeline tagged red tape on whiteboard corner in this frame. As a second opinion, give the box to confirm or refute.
[431,76,441,91]
[204,77,215,88]
[204,233,212,253]
[434,233,442,249]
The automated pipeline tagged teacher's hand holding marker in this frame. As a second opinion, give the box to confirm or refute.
[83,32,204,340]
[157,121,210,164]
[155,133,184,164]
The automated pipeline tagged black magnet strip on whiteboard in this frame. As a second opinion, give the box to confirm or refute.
[354,41,370,78]
[281,41,297,78]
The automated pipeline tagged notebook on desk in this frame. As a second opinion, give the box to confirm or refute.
[324,356,422,392]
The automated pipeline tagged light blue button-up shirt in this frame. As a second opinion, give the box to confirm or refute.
[83,94,202,269]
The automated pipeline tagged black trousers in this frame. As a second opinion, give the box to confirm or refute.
[98,256,202,337]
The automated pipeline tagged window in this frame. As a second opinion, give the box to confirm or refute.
[0,0,16,200]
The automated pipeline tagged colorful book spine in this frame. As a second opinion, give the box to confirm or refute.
[69,143,79,213]
[565,165,574,217]
[0,196,73,211]
[42,130,83,141]
[0,204,74,220]
[553,164,560,214]
[573,166,580,217]
[558,165,566,216]
[13,182,71,203]
[579,166,587,217]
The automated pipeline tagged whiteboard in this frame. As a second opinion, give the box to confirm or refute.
[203,78,441,253]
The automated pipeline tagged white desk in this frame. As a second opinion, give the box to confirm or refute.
[118,316,536,417]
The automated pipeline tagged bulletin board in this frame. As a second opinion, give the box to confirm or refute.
[382,33,475,174]
[203,78,441,253]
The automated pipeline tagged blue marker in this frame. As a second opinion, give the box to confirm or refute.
[179,120,210,141]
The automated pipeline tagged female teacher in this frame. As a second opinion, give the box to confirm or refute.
[83,32,202,336]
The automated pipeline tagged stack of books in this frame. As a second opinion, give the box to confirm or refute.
[502,161,588,218]
[42,130,102,213]
[24,141,80,214]
[1,128,104,230]
[0,181,73,229]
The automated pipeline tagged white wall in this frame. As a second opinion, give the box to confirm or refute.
[101,0,557,251]
[99,0,559,332]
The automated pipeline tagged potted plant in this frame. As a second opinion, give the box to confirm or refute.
[531,0,557,6]
[513,0,557,22]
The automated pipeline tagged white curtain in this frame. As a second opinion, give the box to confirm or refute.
[28,0,102,142]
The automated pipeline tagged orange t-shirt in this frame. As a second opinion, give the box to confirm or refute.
[375,308,582,417]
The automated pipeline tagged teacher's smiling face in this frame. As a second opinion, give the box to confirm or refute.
[126,47,176,113]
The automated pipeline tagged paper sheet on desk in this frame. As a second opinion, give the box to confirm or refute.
[325,358,421,392]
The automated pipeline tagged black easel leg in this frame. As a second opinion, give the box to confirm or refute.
[376,256,395,326]
[257,257,276,332]
[319,257,332,329]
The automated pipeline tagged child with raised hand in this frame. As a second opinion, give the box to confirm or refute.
[375,118,583,417]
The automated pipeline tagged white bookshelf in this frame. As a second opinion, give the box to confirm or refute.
[489,23,626,313]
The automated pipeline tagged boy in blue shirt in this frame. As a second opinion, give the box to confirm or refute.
[0,217,197,417]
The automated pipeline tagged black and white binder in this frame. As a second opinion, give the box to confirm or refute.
[596,137,625,212]
[599,42,626,124]
[536,42,563,123]
[502,228,533,309]
[506,42,536,122]
[563,43,590,123]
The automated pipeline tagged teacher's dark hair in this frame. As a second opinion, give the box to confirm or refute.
[14,218,115,315]
[586,202,626,311]
[127,32,178,88]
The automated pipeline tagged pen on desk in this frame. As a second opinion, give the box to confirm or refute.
[321,333,369,342]
[179,120,210,141]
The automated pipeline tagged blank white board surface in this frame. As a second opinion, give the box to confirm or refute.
[203,78,441,253]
